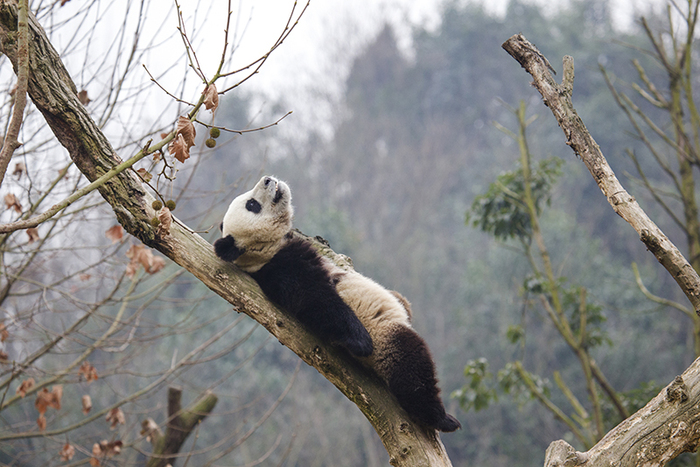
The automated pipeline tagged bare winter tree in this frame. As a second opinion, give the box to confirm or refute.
[0,1,455,466]
[502,31,700,467]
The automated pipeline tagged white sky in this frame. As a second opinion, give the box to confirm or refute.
[206,0,646,94]
[41,0,654,145]
[166,0,650,134]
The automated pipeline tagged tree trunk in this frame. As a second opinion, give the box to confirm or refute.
[0,3,453,466]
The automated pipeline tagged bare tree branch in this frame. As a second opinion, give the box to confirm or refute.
[0,0,28,185]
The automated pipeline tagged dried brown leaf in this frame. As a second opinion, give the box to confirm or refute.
[16,378,34,398]
[0,350,8,362]
[202,84,219,112]
[106,407,125,429]
[157,207,172,236]
[79,361,98,383]
[90,443,101,466]
[4,193,21,213]
[125,261,138,279]
[37,414,46,431]
[35,385,62,415]
[13,162,25,179]
[141,418,162,443]
[148,255,166,274]
[169,134,190,163]
[176,116,196,148]
[26,227,39,244]
[99,440,123,457]
[136,167,152,183]
[35,389,50,415]
[79,273,91,281]
[60,0,71,6]
[51,385,63,410]
[0,322,8,342]
[125,244,144,278]
[105,225,123,243]
[126,244,166,276]
[78,89,91,105]
[59,443,75,461]
[82,394,92,415]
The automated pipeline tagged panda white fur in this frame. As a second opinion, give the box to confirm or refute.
[214,176,461,432]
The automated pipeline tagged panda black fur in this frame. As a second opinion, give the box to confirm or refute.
[214,176,461,433]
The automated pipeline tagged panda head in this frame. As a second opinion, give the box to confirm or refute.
[218,176,294,272]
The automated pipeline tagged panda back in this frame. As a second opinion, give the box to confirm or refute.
[335,271,412,336]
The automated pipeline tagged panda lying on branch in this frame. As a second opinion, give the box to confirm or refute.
[214,175,461,433]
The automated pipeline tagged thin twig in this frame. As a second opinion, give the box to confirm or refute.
[0,0,29,186]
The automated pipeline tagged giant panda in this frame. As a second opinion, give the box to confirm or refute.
[214,175,461,433]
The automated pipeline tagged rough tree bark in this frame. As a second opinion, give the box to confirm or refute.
[503,33,700,467]
[0,3,453,466]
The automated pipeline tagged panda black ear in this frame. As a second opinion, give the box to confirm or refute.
[214,235,244,262]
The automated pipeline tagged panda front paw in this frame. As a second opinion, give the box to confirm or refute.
[214,235,244,262]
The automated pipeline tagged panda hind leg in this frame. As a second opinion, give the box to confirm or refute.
[380,325,461,432]
[321,301,373,358]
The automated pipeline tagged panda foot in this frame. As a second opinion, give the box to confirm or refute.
[340,334,373,358]
[436,414,461,432]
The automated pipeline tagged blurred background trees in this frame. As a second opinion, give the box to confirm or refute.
[2,0,700,465]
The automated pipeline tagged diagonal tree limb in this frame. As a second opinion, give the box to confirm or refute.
[502,33,700,316]
[0,4,454,466]
[503,32,700,467]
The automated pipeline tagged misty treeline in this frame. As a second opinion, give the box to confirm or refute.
[0,0,698,465]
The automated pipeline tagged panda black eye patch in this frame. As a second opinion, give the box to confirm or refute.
[246,198,262,213]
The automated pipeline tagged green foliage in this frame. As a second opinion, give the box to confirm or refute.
[563,287,611,349]
[453,358,556,413]
[498,362,551,405]
[523,277,610,350]
[506,324,525,345]
[467,157,563,242]
[452,358,498,412]
[522,274,566,295]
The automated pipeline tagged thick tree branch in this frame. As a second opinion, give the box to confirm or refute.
[543,361,700,467]
[0,4,453,465]
[503,32,700,466]
[502,33,700,315]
